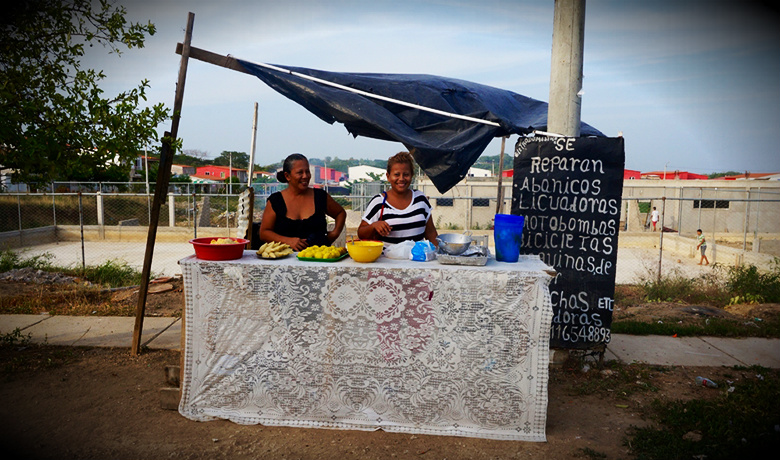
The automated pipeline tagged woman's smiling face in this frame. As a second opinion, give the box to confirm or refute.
[285,159,311,190]
[387,162,413,194]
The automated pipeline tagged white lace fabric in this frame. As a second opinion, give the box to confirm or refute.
[179,254,554,441]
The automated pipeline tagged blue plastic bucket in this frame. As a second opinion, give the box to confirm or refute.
[494,214,525,262]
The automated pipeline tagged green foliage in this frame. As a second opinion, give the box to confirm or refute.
[707,170,742,179]
[174,151,209,167]
[639,267,730,306]
[0,328,32,348]
[724,259,780,303]
[0,250,55,273]
[639,262,780,307]
[75,259,147,287]
[0,250,146,287]
[638,201,652,213]
[366,172,386,182]
[212,151,249,170]
[1,0,169,183]
[626,367,780,459]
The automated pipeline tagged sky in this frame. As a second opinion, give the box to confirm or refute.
[83,0,780,174]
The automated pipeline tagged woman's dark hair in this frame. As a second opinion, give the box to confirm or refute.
[277,153,308,183]
[386,151,415,175]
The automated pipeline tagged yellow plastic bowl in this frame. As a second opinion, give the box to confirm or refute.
[346,240,384,263]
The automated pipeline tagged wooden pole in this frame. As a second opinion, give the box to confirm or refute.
[248,102,258,188]
[495,136,507,215]
[245,103,259,243]
[131,12,195,356]
[548,0,586,136]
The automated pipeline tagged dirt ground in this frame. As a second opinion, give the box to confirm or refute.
[0,277,777,459]
[1,344,740,460]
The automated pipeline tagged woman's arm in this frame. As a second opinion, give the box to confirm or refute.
[423,216,438,247]
[325,194,347,244]
[258,201,308,251]
[358,219,391,240]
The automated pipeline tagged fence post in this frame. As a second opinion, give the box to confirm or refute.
[743,188,750,252]
[697,187,702,230]
[711,188,717,264]
[192,192,198,238]
[51,182,57,228]
[96,190,105,239]
[657,196,666,282]
[17,194,23,246]
[754,189,761,251]
[78,192,85,271]
[169,193,176,227]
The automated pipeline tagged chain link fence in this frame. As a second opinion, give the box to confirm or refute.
[2,181,778,279]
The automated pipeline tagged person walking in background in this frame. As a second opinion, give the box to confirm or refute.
[696,229,709,265]
[651,206,659,231]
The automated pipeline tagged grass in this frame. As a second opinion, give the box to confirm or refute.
[0,250,152,316]
[637,260,780,307]
[611,316,780,338]
[613,260,780,338]
[1,249,150,287]
[625,366,780,459]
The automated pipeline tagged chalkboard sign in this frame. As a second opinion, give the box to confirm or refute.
[513,137,625,349]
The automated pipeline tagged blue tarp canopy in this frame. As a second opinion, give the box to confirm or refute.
[237,59,603,193]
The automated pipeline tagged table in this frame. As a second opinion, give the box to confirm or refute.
[179,253,554,441]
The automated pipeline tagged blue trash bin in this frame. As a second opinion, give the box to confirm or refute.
[494,214,525,262]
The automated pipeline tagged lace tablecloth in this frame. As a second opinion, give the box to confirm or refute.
[179,253,554,441]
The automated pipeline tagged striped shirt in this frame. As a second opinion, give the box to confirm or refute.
[362,190,432,244]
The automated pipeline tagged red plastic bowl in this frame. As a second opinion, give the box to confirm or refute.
[189,237,250,260]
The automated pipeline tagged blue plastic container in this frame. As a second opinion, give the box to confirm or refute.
[494,214,525,262]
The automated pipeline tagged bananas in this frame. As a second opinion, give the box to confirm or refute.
[257,241,293,259]
[210,238,237,245]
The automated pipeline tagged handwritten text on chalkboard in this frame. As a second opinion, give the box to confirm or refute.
[514,137,625,349]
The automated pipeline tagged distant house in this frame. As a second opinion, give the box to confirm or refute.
[0,168,28,192]
[195,165,248,183]
[133,155,159,171]
[171,164,196,177]
[348,165,386,182]
[624,169,641,180]
[190,174,222,184]
[252,170,275,180]
[501,169,514,178]
[641,170,708,180]
[717,172,780,181]
[467,167,491,178]
[311,165,346,183]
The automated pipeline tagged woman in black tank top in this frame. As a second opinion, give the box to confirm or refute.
[258,154,346,251]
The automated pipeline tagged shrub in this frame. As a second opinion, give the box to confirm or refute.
[725,259,780,303]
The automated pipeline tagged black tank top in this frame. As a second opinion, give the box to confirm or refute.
[267,188,329,246]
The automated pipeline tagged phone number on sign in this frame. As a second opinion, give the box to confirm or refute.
[551,324,611,343]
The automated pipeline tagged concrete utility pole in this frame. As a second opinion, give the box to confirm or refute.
[548,0,586,137]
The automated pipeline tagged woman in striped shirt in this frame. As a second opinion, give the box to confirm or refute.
[358,151,438,246]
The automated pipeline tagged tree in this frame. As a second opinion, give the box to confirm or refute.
[212,151,249,170]
[708,171,741,179]
[173,152,209,167]
[0,0,169,184]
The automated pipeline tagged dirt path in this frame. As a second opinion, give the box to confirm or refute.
[0,345,739,460]
[1,275,777,459]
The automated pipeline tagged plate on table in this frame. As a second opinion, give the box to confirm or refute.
[297,252,349,263]
[256,252,292,260]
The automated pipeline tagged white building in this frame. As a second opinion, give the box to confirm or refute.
[348,165,386,182]
[467,167,492,178]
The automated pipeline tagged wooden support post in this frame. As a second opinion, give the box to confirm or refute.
[495,136,507,215]
[131,12,195,356]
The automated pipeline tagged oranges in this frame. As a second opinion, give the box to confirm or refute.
[298,245,346,260]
